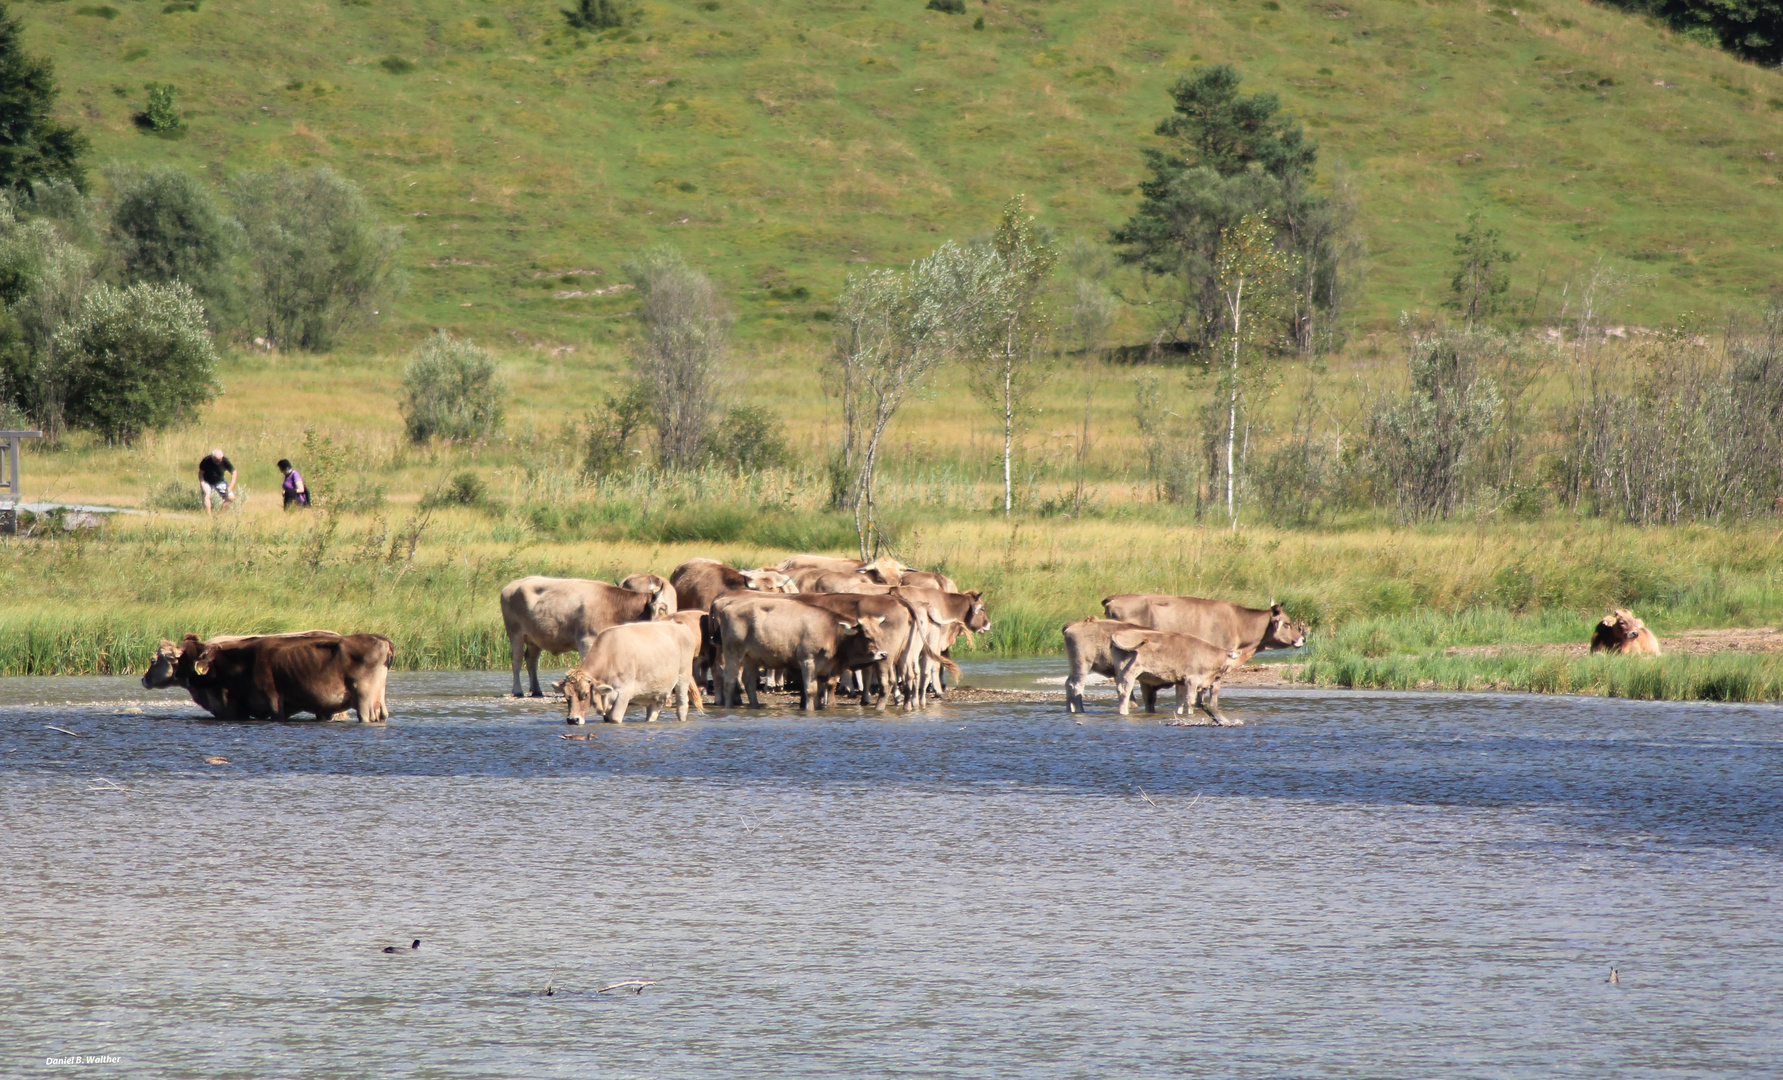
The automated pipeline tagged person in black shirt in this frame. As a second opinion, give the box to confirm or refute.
[198,449,236,516]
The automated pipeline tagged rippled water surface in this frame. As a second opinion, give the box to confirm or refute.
[3,669,1780,1078]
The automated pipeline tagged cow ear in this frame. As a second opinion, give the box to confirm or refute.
[593,682,614,695]
[193,645,218,675]
[1110,630,1150,652]
[969,591,983,600]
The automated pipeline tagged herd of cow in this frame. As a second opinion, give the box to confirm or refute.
[134,550,1317,726]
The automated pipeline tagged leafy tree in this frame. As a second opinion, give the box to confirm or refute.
[562,0,623,30]
[0,3,87,194]
[400,330,505,443]
[230,165,401,351]
[1599,0,1781,65]
[108,165,237,320]
[968,194,1058,516]
[1369,324,1503,522]
[582,382,651,477]
[710,404,789,472]
[53,281,218,445]
[1214,212,1300,526]
[141,83,182,132]
[1111,65,1344,355]
[1448,210,1517,324]
[0,195,91,435]
[625,246,727,471]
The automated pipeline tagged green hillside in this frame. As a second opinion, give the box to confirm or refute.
[19,0,1783,346]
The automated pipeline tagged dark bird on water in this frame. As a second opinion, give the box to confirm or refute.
[384,939,421,953]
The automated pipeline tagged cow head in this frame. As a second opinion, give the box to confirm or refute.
[962,590,991,632]
[842,615,891,663]
[859,556,905,586]
[556,669,613,724]
[742,568,794,593]
[1606,608,1647,642]
[1262,603,1306,650]
[645,584,672,621]
[141,638,186,689]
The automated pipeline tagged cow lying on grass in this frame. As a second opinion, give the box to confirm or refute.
[1591,609,1662,655]
[142,631,393,722]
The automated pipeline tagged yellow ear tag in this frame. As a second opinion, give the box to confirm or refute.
[193,661,209,675]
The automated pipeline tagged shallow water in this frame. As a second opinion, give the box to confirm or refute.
[3,668,1779,1078]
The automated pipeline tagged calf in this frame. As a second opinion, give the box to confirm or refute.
[500,575,671,697]
[1064,618,1235,720]
[1108,627,1241,724]
[556,620,702,724]
[1591,609,1662,656]
[1101,594,1305,712]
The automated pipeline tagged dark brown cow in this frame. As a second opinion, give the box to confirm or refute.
[1100,594,1305,711]
[668,558,793,613]
[143,631,345,719]
[1591,609,1662,656]
[711,593,893,710]
[151,633,395,721]
[500,576,671,697]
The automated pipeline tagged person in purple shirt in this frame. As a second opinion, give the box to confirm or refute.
[277,459,310,509]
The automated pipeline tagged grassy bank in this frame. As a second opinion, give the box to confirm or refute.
[7,498,1782,704]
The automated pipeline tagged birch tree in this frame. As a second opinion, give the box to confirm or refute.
[1214,212,1298,527]
[969,195,1058,515]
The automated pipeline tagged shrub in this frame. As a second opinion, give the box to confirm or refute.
[927,0,967,11]
[400,331,505,444]
[710,403,789,472]
[139,83,182,132]
[378,56,414,74]
[230,165,402,352]
[52,281,218,445]
[626,247,728,470]
[582,382,651,477]
[107,165,236,320]
[562,0,623,29]
[422,471,486,508]
[146,477,202,511]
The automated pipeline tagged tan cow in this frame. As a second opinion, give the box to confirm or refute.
[1064,619,1237,721]
[669,558,793,613]
[500,576,672,697]
[788,592,924,709]
[618,573,679,613]
[712,593,894,710]
[787,567,895,595]
[556,619,703,724]
[891,587,989,701]
[777,554,868,574]
[155,632,395,722]
[1591,609,1662,656]
[893,570,960,592]
[1100,595,1306,711]
[1109,627,1242,723]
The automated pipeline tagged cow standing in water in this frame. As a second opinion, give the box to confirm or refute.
[143,632,394,722]
[500,576,672,697]
[1099,595,1306,713]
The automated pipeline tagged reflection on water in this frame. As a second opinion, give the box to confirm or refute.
[2,669,1779,1078]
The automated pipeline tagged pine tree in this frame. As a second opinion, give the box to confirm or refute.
[0,3,87,192]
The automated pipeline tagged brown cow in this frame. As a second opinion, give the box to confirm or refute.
[1591,609,1662,656]
[894,570,960,592]
[618,573,679,613]
[789,592,924,708]
[556,620,702,724]
[143,631,345,719]
[712,593,893,710]
[787,567,895,595]
[892,587,989,700]
[500,576,671,697]
[1101,594,1305,711]
[1064,619,1237,721]
[669,558,793,613]
[169,633,395,722]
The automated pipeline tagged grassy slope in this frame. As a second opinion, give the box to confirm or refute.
[22,0,1783,350]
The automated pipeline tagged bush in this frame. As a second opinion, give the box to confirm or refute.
[146,477,202,511]
[582,382,651,477]
[709,404,789,472]
[563,0,623,29]
[626,246,728,470]
[422,471,486,508]
[400,331,505,444]
[52,281,218,445]
[378,56,414,74]
[139,83,182,132]
[107,165,236,320]
[927,0,967,11]
[230,166,402,352]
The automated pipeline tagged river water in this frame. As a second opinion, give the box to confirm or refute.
[2,666,1779,1078]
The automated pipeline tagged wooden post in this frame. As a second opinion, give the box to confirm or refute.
[0,430,44,535]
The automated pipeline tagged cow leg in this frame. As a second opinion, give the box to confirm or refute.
[1065,664,1083,714]
[1201,680,1237,725]
[744,662,763,709]
[1114,672,1135,717]
[719,647,741,708]
[800,658,819,710]
[509,633,527,696]
[525,643,544,697]
[606,692,632,723]
[673,676,690,722]
[1173,680,1189,717]
[643,700,662,723]
[1143,683,1159,714]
